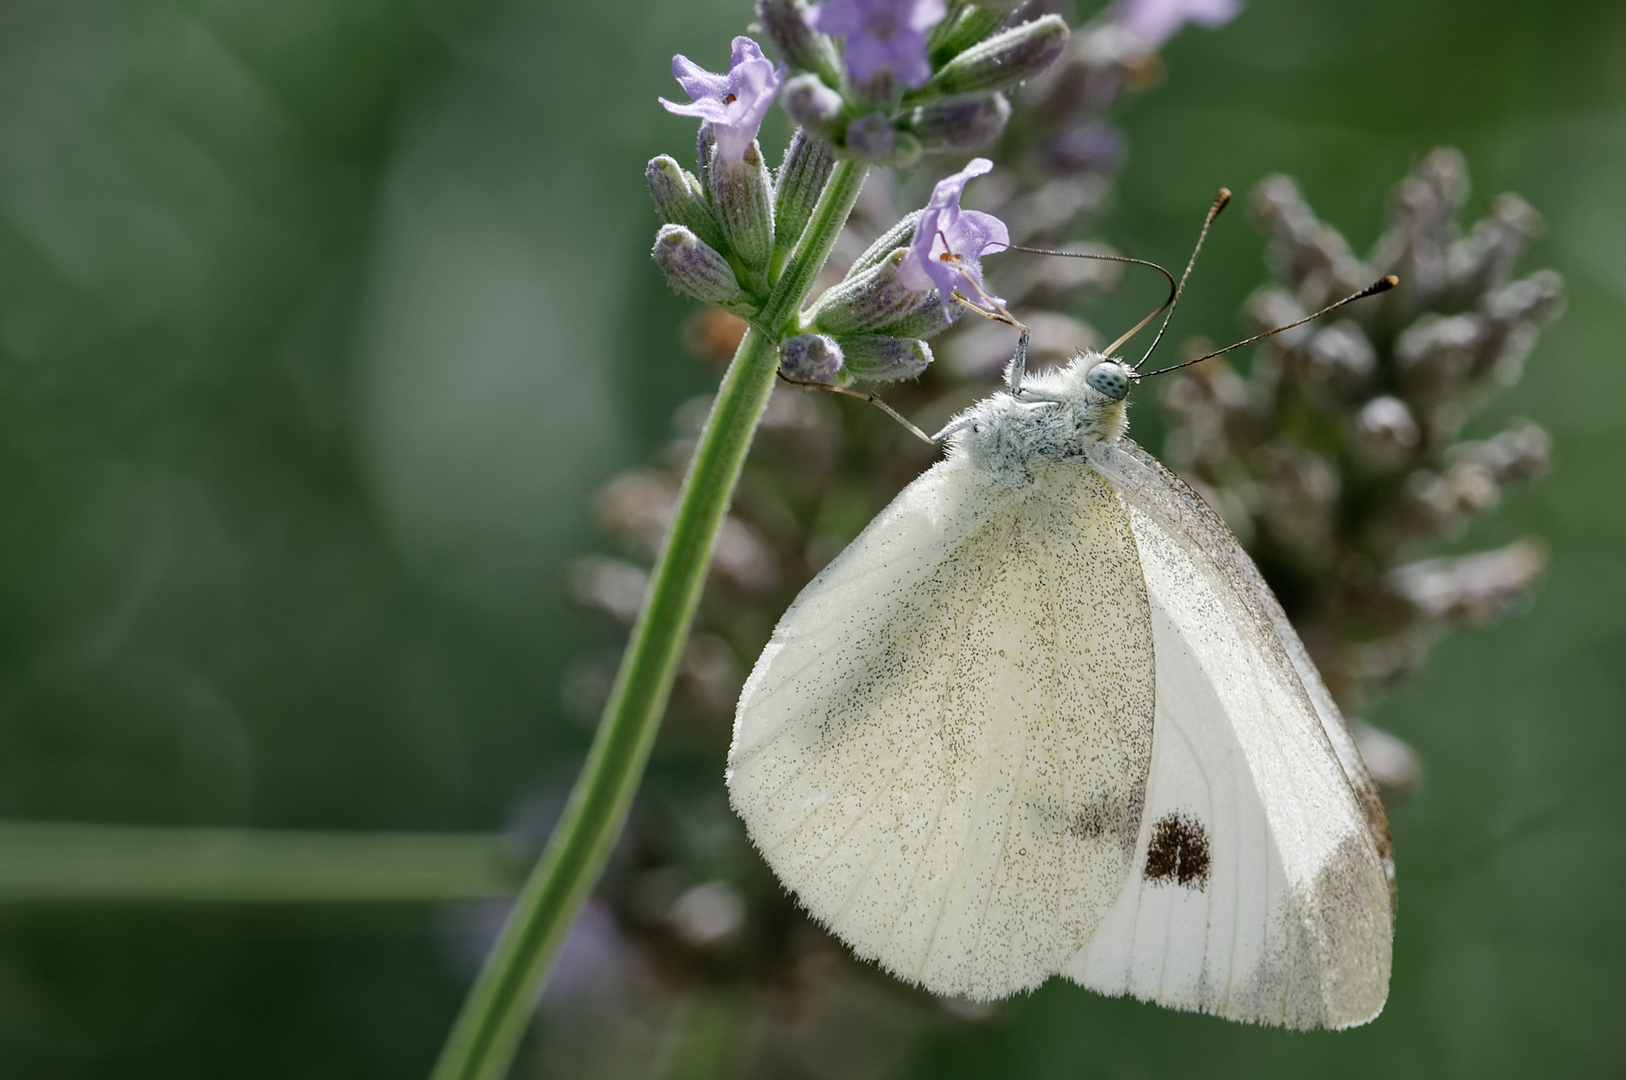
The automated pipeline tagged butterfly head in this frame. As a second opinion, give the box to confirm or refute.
[1084,359,1133,401]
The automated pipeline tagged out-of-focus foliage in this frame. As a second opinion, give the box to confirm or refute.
[1,0,1624,1078]
[0,0,675,1072]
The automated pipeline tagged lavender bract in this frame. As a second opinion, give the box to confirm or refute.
[898,156,1010,317]
[651,225,749,309]
[660,37,782,163]
[902,91,1012,152]
[781,72,846,135]
[808,0,947,88]
[810,248,928,335]
[835,333,932,381]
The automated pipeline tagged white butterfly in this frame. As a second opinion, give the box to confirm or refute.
[726,256,1398,1028]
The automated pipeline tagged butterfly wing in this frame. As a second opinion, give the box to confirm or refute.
[729,456,1156,1001]
[1069,439,1394,1029]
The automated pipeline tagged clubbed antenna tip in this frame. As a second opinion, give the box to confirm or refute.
[1139,274,1402,380]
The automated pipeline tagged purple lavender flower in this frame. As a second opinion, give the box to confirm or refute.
[898,157,1010,318]
[1114,0,1240,50]
[807,0,947,88]
[660,37,782,163]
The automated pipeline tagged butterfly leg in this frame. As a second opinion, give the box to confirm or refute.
[930,415,977,442]
[1004,325,1030,393]
[776,371,936,445]
[950,294,1029,393]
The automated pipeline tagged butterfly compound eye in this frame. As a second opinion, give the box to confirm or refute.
[1086,361,1131,400]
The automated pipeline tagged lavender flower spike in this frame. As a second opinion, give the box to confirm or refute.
[660,37,782,163]
[1115,0,1240,51]
[898,157,1010,318]
[808,0,947,88]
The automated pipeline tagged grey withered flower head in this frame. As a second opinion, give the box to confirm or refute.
[1156,150,1562,797]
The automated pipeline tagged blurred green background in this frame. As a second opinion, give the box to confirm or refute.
[0,0,1621,1076]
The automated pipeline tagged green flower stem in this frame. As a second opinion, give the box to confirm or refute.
[760,159,868,330]
[429,158,868,1080]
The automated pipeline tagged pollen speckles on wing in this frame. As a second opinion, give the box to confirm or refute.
[729,459,1155,1000]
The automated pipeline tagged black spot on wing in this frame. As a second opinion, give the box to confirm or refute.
[1143,811,1210,890]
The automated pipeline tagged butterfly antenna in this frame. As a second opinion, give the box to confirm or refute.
[1137,275,1400,380]
[1002,244,1177,314]
[776,371,936,445]
[1128,187,1231,370]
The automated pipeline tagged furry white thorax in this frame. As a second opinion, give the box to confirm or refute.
[948,351,1130,486]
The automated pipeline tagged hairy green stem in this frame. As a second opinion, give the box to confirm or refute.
[429,158,867,1080]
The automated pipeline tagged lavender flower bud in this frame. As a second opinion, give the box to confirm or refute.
[1448,193,1543,298]
[834,334,933,382]
[1257,444,1340,564]
[1390,541,1546,624]
[696,124,717,197]
[1352,396,1421,472]
[1038,122,1126,175]
[872,293,954,340]
[652,225,751,309]
[809,249,923,334]
[647,155,725,252]
[1396,313,1484,405]
[928,3,1005,67]
[1252,175,1370,304]
[900,91,1011,152]
[923,15,1068,97]
[1482,270,1565,328]
[1301,320,1377,400]
[846,113,894,158]
[756,0,843,86]
[1350,719,1423,803]
[781,73,846,138]
[709,143,775,276]
[844,113,920,166]
[774,129,836,256]
[1474,419,1552,483]
[849,211,922,275]
[779,333,845,383]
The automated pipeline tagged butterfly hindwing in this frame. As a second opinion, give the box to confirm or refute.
[729,455,1156,1001]
[1068,440,1394,1029]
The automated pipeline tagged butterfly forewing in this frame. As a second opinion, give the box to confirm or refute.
[729,457,1156,1000]
[1069,440,1393,1029]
